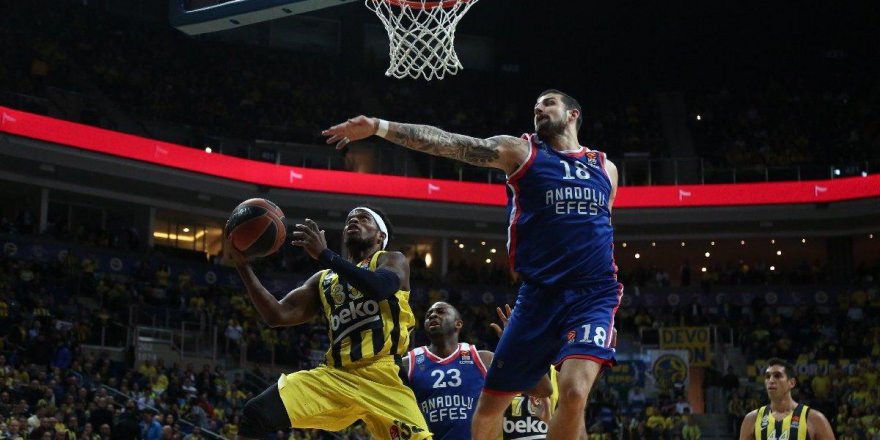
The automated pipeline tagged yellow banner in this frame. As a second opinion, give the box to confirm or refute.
[660,327,711,366]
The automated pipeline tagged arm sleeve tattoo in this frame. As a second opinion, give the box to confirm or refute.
[385,123,502,167]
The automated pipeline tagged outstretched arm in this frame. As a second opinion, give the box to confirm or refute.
[234,262,322,328]
[323,116,529,175]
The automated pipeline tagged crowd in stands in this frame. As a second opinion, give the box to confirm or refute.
[3,2,877,181]
[687,74,880,172]
[2,202,879,439]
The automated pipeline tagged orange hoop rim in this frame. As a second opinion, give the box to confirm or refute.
[379,0,469,9]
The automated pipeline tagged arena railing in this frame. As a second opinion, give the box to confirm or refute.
[99,383,226,440]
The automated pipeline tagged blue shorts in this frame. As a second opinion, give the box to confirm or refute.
[483,281,623,394]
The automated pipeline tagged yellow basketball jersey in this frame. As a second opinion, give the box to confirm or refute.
[754,403,810,440]
[502,367,558,439]
[317,250,415,368]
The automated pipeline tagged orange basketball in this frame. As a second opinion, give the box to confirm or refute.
[225,198,287,258]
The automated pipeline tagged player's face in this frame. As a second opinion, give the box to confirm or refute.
[425,302,461,336]
[764,365,795,398]
[343,209,383,250]
[534,94,570,138]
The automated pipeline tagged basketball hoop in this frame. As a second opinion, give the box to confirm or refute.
[366,0,480,81]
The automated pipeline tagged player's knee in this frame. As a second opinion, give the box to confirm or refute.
[558,385,590,408]
[240,399,274,438]
[239,391,288,438]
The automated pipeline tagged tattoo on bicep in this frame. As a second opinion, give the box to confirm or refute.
[389,124,500,165]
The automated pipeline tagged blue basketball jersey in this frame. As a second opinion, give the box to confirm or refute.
[406,343,487,440]
[506,134,618,287]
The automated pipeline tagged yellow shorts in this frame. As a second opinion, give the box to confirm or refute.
[277,357,431,439]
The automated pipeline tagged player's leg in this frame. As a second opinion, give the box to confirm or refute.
[354,357,432,440]
[241,366,364,439]
[471,391,517,440]
[237,384,292,440]
[548,283,623,440]
[473,286,561,440]
[547,358,603,440]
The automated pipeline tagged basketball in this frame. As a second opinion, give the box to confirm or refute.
[225,198,287,258]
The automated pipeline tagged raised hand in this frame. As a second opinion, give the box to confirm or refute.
[224,220,249,266]
[322,116,379,150]
[530,396,553,423]
[489,303,513,338]
[290,219,328,260]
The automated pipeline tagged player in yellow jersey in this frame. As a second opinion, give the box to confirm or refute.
[229,206,431,440]
[739,358,835,440]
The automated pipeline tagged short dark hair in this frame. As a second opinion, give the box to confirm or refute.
[766,358,797,383]
[538,89,583,131]
[360,205,393,246]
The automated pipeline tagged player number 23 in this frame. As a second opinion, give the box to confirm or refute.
[431,369,462,388]
[580,324,607,346]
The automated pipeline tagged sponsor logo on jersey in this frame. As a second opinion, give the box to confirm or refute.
[389,420,424,440]
[503,416,548,434]
[416,354,425,364]
[567,330,577,343]
[329,299,380,331]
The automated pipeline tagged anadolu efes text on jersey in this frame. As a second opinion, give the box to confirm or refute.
[505,134,618,287]
[406,343,487,439]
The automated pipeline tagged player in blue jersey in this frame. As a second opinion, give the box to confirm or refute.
[324,89,623,440]
[404,302,553,440]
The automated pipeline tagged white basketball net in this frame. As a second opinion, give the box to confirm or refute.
[366,0,479,81]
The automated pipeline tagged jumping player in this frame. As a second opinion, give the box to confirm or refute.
[324,89,622,439]
[403,302,552,439]
[229,207,431,440]
[739,359,835,440]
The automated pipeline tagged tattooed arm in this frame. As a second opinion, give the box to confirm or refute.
[322,116,529,175]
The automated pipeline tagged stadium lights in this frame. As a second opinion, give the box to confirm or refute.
[776,250,783,256]
[704,252,711,258]
[481,241,486,246]
[485,258,492,264]
[458,243,465,249]
[801,238,806,243]
[696,115,701,121]
[862,171,869,177]
[701,267,707,272]
[153,231,205,242]
[770,266,776,271]
[770,239,776,244]
[490,248,497,253]
[710,241,715,246]
[424,253,432,268]
[834,168,841,176]
[183,227,190,232]
[681,242,686,247]
[205,147,213,153]
[622,242,627,248]
[635,253,641,259]
[651,242,656,247]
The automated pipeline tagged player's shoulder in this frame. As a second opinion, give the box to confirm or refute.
[806,407,830,424]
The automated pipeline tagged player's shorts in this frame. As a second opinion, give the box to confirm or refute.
[484,280,623,394]
[278,356,432,439]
